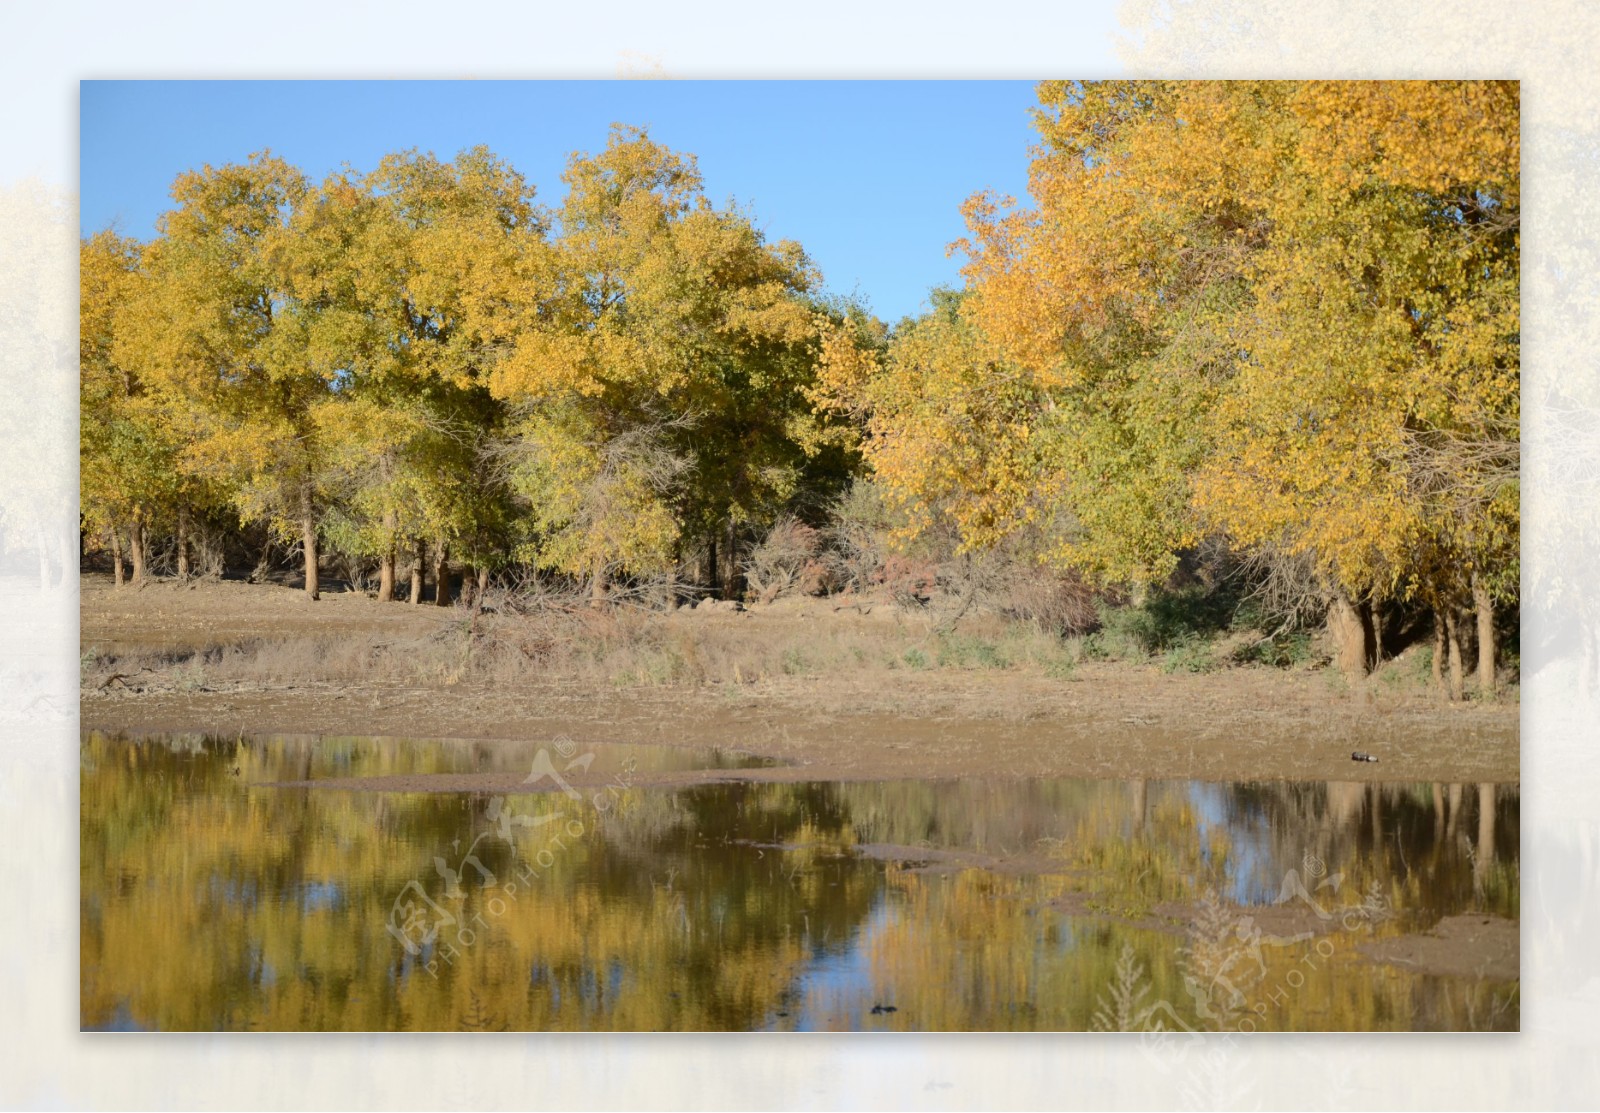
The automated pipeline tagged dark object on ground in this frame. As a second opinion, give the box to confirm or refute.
[1352,751,1379,762]
[870,1004,898,1014]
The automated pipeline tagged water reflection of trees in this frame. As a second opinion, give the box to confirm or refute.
[81,733,1518,1032]
[1213,779,1518,921]
[81,734,880,1031]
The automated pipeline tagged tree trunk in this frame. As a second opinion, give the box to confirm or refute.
[1362,599,1382,668]
[1327,592,1372,681]
[1473,575,1495,699]
[723,518,742,602]
[377,509,397,602]
[110,525,125,589]
[705,531,719,596]
[410,540,425,605]
[175,504,190,580]
[378,549,395,602]
[298,473,320,601]
[128,513,146,586]
[1446,783,1464,838]
[1432,611,1446,695]
[1475,782,1497,896]
[590,559,607,609]
[1445,606,1464,701]
[302,514,320,601]
[433,540,452,607]
[471,566,490,617]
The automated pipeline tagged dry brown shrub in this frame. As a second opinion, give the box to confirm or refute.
[742,516,820,603]
[879,554,936,607]
[995,564,1100,635]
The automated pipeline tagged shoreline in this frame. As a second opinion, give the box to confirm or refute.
[81,574,1520,785]
[81,674,1519,785]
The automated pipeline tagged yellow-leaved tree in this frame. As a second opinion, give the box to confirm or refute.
[278,148,540,604]
[1197,81,1520,685]
[81,230,166,586]
[117,153,335,599]
[815,288,1053,560]
[942,80,1517,682]
[488,125,846,602]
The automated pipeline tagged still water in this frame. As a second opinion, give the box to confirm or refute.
[81,732,1518,1032]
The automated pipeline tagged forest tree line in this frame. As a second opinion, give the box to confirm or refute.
[80,82,1519,691]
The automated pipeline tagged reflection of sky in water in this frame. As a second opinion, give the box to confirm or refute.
[1187,782,1278,905]
[783,886,1084,1031]
[789,896,894,1031]
[82,1001,146,1032]
[208,875,261,910]
[299,881,341,913]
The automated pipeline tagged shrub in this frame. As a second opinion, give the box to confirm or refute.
[1042,653,1077,680]
[1413,644,1436,683]
[880,554,936,607]
[743,517,832,603]
[171,663,209,692]
[1140,585,1238,648]
[1232,631,1314,669]
[828,481,898,593]
[1087,603,1161,659]
[995,565,1100,635]
[1088,584,1250,662]
[1162,638,1219,674]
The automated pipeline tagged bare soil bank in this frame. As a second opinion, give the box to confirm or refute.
[80,574,1519,784]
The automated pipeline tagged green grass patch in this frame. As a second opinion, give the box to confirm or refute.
[1161,638,1218,674]
[935,633,1006,669]
[1232,630,1313,669]
[1087,585,1243,661]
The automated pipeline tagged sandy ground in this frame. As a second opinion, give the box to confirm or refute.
[79,574,1520,785]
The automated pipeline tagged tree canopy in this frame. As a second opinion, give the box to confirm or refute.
[81,90,1517,684]
[815,81,1518,675]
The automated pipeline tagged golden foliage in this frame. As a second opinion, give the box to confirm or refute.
[848,80,1522,607]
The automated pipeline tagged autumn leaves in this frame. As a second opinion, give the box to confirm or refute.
[818,81,1518,683]
[81,85,1518,686]
[81,127,850,604]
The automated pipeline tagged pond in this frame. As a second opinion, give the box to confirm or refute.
[80,731,1519,1032]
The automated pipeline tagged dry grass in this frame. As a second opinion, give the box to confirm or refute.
[82,596,1085,696]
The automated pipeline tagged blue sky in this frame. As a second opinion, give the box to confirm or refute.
[80,80,1048,324]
